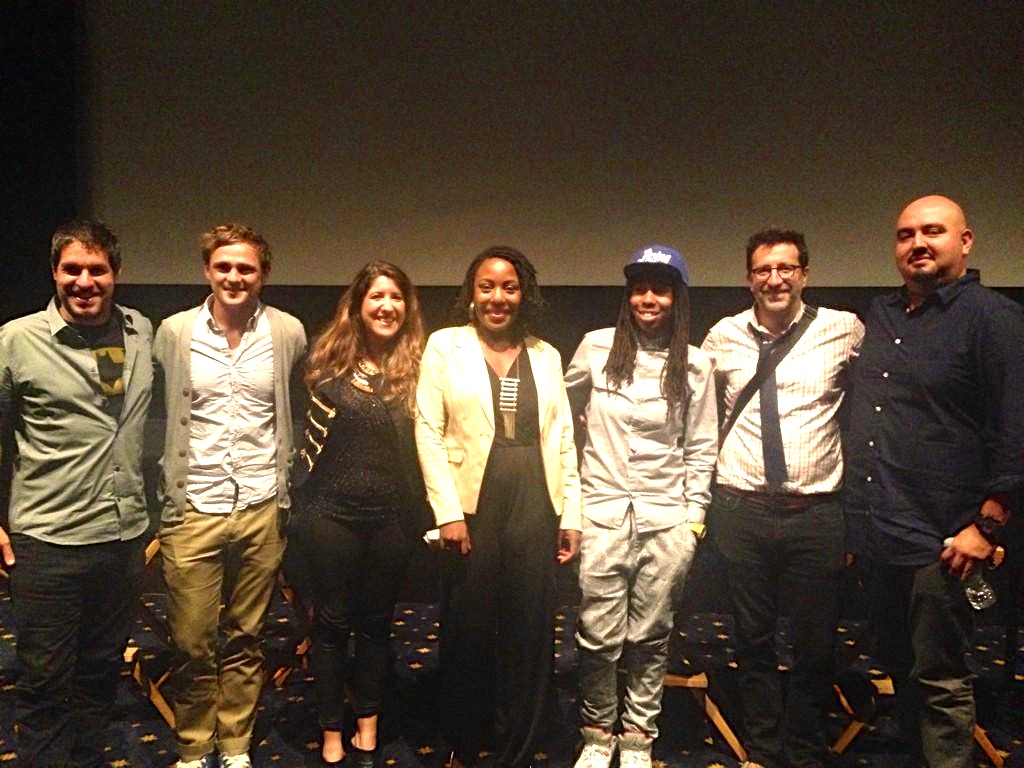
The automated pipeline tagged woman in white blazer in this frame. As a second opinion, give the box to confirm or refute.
[416,246,581,768]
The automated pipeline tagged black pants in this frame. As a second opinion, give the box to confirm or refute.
[864,559,976,768]
[301,515,412,728]
[709,488,844,768]
[439,444,558,768]
[10,533,145,768]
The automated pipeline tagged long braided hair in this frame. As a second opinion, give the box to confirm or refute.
[603,270,691,419]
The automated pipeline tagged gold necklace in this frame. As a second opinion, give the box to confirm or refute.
[357,358,380,376]
[351,358,381,393]
[481,343,521,378]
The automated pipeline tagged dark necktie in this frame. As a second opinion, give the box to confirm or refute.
[758,339,787,488]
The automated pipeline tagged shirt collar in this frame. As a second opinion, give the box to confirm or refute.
[201,295,263,333]
[746,301,806,341]
[46,298,129,338]
[888,268,981,310]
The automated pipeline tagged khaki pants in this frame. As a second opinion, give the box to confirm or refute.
[160,498,286,761]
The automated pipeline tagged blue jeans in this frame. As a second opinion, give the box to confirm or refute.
[865,559,976,768]
[10,533,145,768]
[709,487,844,768]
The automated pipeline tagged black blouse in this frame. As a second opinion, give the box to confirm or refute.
[485,348,540,447]
[295,373,418,527]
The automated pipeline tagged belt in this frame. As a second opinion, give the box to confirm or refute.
[715,484,838,511]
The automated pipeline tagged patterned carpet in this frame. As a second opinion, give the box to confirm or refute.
[1,572,1022,767]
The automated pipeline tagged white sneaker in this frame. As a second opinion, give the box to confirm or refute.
[617,732,652,768]
[574,742,615,768]
[219,754,252,768]
[574,727,616,768]
[176,758,212,768]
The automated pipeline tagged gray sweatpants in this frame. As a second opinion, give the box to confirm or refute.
[575,507,697,738]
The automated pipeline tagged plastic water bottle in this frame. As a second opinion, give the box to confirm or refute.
[943,537,998,611]
[963,566,997,610]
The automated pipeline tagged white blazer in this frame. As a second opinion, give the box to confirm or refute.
[415,325,582,531]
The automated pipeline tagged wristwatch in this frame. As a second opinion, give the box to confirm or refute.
[972,514,1004,545]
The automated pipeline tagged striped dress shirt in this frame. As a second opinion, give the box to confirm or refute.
[701,304,863,495]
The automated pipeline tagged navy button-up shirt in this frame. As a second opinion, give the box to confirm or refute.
[845,270,1024,565]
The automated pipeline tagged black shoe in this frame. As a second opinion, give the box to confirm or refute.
[349,743,378,768]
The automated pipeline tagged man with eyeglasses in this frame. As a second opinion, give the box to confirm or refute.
[701,228,864,768]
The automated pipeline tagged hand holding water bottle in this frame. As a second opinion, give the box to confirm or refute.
[942,536,1005,611]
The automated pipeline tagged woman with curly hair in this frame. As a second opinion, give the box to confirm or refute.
[416,246,582,768]
[290,260,428,768]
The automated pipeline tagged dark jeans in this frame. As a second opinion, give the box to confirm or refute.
[9,533,145,768]
[300,515,412,728]
[709,487,844,768]
[864,559,976,768]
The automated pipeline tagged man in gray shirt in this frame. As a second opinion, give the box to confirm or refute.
[0,220,153,767]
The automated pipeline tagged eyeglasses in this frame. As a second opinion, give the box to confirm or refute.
[750,264,803,280]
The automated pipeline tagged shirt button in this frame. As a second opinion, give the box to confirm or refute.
[180,417,188,425]
[882,371,890,378]
[176,480,185,488]
[179,450,187,457]
[894,338,902,344]
[868,440,875,447]
[866,475,873,482]
[182,388,190,396]
[874,405,882,412]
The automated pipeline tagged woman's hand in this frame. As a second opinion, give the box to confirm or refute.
[557,529,580,565]
[439,520,472,556]
[0,525,14,577]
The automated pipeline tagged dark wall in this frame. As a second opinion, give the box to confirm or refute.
[82,4,1024,287]
[115,283,1023,366]
[2,3,85,321]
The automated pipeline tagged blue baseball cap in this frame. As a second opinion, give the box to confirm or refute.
[624,244,688,285]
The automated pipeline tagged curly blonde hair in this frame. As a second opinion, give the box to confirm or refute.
[304,261,425,413]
